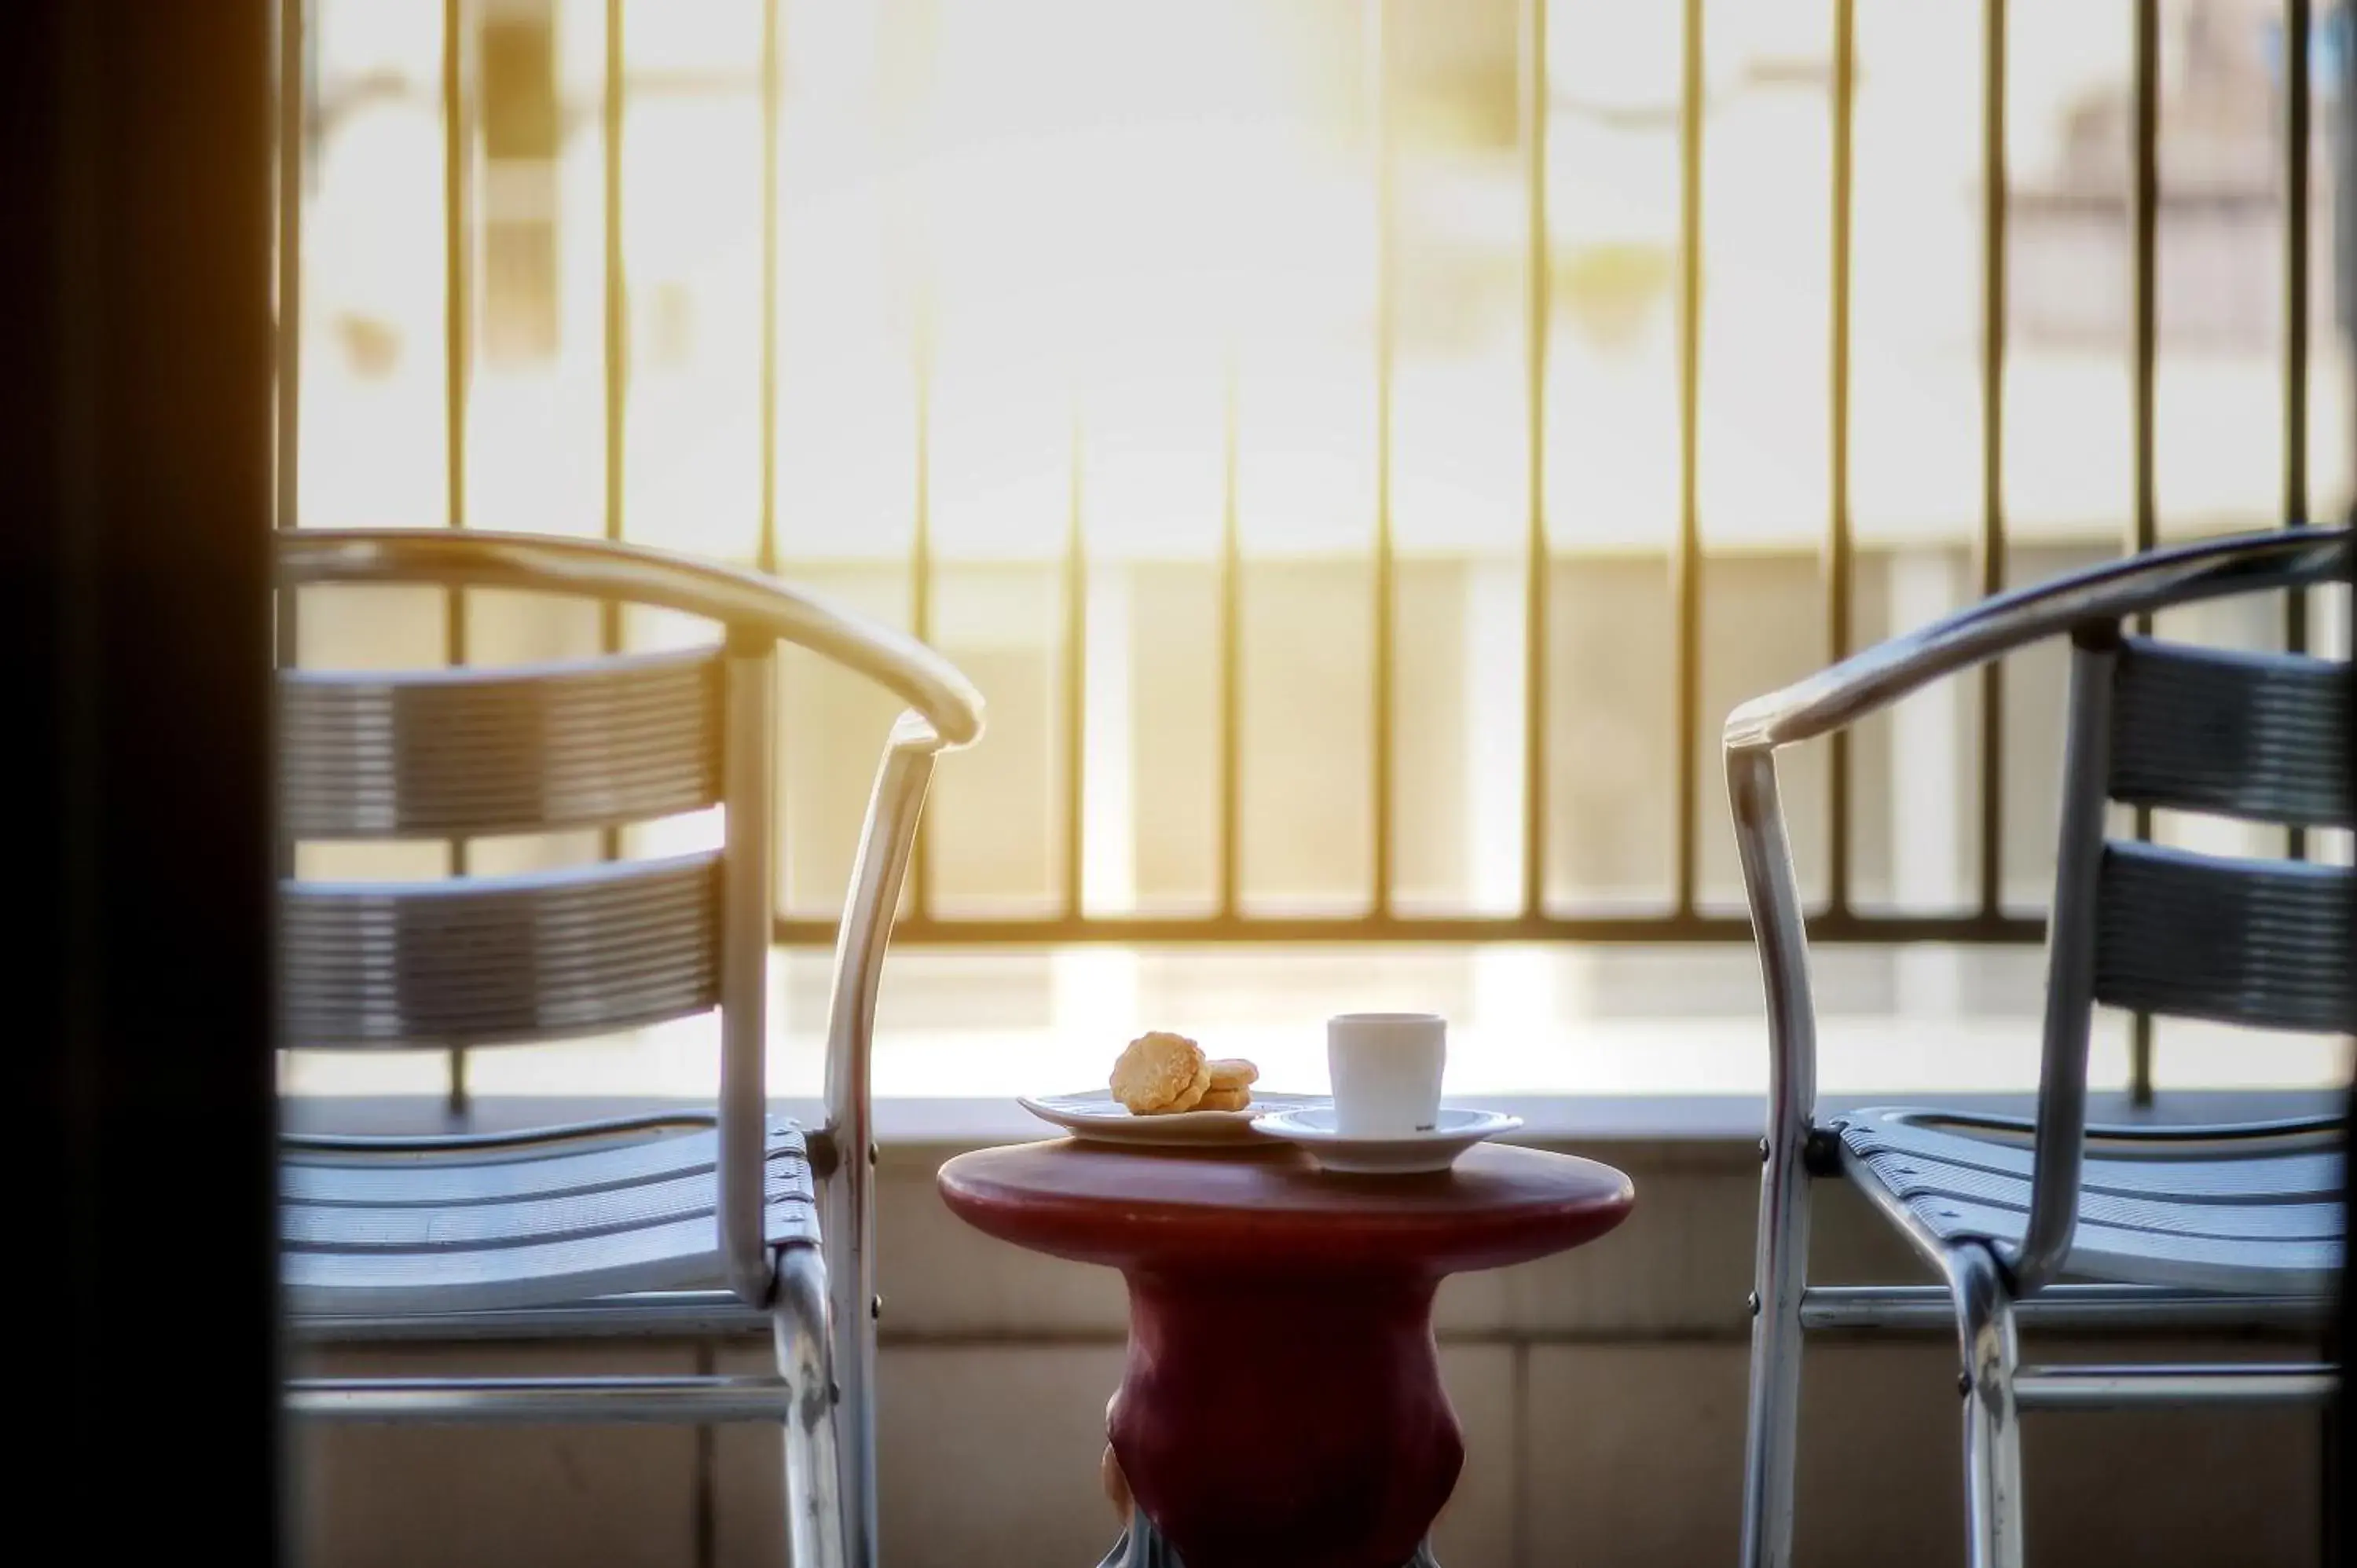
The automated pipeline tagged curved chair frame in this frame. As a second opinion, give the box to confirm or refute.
[1727,526,2351,1568]
[279,529,983,1568]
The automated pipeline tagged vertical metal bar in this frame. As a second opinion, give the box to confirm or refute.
[442,0,470,635]
[756,0,783,961]
[273,0,303,565]
[1977,0,2008,922]
[1219,357,1243,918]
[1827,0,1857,917]
[1520,0,1550,921]
[2013,628,2119,1291]
[442,0,473,1116]
[1062,407,1086,918]
[274,0,304,903]
[759,0,782,579]
[1370,0,1398,918]
[2281,0,2311,550]
[908,302,933,922]
[2282,0,2311,861]
[2128,0,2160,1105]
[1673,0,1706,915]
[2130,0,2158,575]
[599,0,626,866]
[717,632,777,1305]
[442,1,470,580]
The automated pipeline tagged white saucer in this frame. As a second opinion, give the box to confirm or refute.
[1019,1090,1329,1148]
[1248,1105,1524,1174]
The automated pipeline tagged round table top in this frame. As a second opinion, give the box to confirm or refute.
[937,1138,1634,1277]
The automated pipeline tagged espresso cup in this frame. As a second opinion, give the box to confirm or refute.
[1326,1013,1446,1136]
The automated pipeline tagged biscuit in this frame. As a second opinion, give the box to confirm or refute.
[1204,1057,1259,1093]
[1156,1057,1214,1114]
[1109,1031,1207,1114]
[1194,1086,1253,1113]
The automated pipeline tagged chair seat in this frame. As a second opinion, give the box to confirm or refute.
[1836,1106,2344,1295]
[282,1116,819,1317]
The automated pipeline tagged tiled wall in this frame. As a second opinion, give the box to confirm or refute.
[295,1141,2324,1568]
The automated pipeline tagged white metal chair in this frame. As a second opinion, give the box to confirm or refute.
[1725,526,2352,1568]
[277,529,984,1568]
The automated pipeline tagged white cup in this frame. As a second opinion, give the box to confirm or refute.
[1326,1013,1446,1136]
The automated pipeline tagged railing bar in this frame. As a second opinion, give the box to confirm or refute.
[757,0,781,580]
[2282,0,2311,862]
[1520,0,1550,921]
[1062,406,1086,920]
[274,0,303,551]
[1673,0,1705,917]
[757,0,783,941]
[774,911,2051,947]
[274,0,305,634]
[2131,0,2159,581]
[442,0,472,1117]
[908,302,933,923]
[2128,0,2159,1107]
[441,0,470,660]
[1218,357,1243,920]
[599,0,625,867]
[1976,0,2008,923]
[273,0,304,892]
[1371,0,1397,920]
[1827,0,1857,916]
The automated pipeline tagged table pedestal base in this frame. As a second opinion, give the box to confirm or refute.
[1108,1269,1460,1568]
[1098,1509,1441,1568]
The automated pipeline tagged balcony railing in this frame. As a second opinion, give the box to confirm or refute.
[274,0,2353,1109]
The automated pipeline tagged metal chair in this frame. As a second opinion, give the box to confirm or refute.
[1725,526,2352,1568]
[277,529,984,1568]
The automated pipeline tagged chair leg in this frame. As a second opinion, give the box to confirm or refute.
[1737,1134,1813,1567]
[1944,1242,2025,1568]
[775,1245,849,1568]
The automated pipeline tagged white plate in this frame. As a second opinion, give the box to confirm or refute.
[1247,1105,1524,1174]
[1018,1090,1329,1147]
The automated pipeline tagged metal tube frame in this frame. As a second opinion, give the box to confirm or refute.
[777,1244,851,1568]
[1947,1242,2025,1568]
[720,629,780,1306]
[2011,1364,2337,1411]
[289,1374,796,1424]
[293,1290,772,1343]
[1732,748,1815,1568]
[2005,626,2115,1294]
[1798,1284,2330,1335]
[820,713,943,1568]
[1727,529,2350,1568]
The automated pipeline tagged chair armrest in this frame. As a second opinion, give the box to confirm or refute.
[1725,526,2347,754]
[280,528,988,750]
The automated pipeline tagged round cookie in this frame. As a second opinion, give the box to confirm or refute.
[1204,1058,1259,1093]
[1194,1086,1253,1113]
[1109,1031,1207,1114]
[1153,1057,1215,1115]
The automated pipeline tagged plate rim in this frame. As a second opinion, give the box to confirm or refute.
[1020,1088,1327,1127]
[1248,1105,1523,1145]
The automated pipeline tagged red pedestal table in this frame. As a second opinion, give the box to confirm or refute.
[937,1138,1634,1568]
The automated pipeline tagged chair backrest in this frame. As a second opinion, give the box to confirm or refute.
[2016,585,2352,1291]
[280,646,732,1048]
[2045,628,2354,1049]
